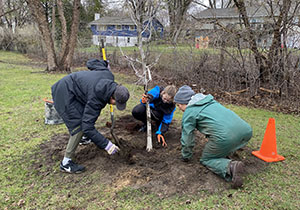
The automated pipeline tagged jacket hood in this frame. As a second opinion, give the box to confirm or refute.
[187,93,214,106]
[86,59,109,71]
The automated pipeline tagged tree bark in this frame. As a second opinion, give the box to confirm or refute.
[27,0,58,71]
[56,0,68,59]
[233,0,267,82]
[51,0,56,42]
[58,0,80,72]
[168,0,192,44]
[27,0,81,72]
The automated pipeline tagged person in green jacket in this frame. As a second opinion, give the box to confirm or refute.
[174,85,252,188]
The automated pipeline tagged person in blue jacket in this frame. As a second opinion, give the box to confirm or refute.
[51,59,130,174]
[174,85,252,188]
[132,85,177,147]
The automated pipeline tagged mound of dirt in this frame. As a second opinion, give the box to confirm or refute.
[34,115,267,197]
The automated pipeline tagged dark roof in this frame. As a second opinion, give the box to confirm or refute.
[196,6,272,19]
[89,16,135,26]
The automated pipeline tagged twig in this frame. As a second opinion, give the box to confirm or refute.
[259,87,280,94]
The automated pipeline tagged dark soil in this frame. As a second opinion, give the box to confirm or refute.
[34,115,267,197]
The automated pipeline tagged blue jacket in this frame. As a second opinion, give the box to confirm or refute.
[142,86,176,135]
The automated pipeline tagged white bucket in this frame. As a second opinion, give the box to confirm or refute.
[43,99,64,125]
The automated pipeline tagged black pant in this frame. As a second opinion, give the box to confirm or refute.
[132,104,163,127]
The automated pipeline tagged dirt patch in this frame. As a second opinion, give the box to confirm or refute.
[34,115,267,197]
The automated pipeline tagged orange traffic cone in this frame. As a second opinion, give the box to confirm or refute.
[252,118,285,162]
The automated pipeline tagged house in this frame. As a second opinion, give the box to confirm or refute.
[195,6,300,49]
[89,15,164,47]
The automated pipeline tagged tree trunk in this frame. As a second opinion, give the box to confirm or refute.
[137,20,153,151]
[64,0,80,71]
[57,0,80,72]
[27,0,57,71]
[168,0,192,44]
[233,0,267,82]
[51,0,56,42]
[27,0,81,72]
[56,0,68,59]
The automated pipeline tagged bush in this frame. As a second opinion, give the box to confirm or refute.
[0,25,44,56]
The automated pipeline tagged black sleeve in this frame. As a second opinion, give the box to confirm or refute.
[81,99,109,149]
[160,122,169,135]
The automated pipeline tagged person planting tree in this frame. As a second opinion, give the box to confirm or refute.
[132,85,177,147]
[174,85,252,188]
[51,61,130,174]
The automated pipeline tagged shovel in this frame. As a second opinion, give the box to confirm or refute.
[100,39,122,148]
[109,104,122,148]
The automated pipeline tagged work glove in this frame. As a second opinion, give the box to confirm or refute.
[105,141,120,155]
[141,93,153,104]
[157,134,167,147]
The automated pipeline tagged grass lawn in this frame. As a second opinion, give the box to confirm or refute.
[0,51,299,209]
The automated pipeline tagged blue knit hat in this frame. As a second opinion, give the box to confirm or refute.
[174,85,195,104]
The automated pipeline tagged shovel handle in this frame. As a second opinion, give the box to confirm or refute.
[110,104,113,113]
[101,39,107,61]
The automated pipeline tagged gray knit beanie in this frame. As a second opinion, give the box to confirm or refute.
[174,85,195,104]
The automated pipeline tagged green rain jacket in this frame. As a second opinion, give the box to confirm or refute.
[181,93,252,159]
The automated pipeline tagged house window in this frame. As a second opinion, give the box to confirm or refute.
[97,25,106,31]
[129,25,135,30]
[127,37,130,43]
[115,25,122,30]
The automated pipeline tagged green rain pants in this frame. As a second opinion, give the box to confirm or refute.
[200,131,252,181]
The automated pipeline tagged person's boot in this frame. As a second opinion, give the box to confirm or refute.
[229,161,245,189]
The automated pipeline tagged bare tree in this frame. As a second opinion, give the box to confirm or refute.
[0,0,30,29]
[168,0,193,44]
[51,0,56,41]
[193,0,234,9]
[233,0,300,85]
[123,0,162,152]
[26,0,81,72]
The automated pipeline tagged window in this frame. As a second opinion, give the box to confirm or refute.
[129,25,135,30]
[97,25,106,31]
[115,25,122,30]
[127,37,130,43]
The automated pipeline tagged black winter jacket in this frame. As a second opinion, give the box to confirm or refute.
[51,60,116,149]
[86,59,110,72]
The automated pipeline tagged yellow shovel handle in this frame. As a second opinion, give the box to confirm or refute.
[102,47,106,61]
[110,104,113,113]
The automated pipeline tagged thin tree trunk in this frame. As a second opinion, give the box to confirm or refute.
[27,0,57,71]
[234,0,267,82]
[64,0,80,72]
[56,0,68,60]
[137,20,152,151]
[51,0,56,42]
[145,86,152,152]
[168,0,192,44]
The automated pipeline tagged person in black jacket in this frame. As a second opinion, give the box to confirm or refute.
[51,59,130,173]
[79,59,112,145]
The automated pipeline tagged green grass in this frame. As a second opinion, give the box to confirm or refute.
[0,51,300,209]
[79,44,218,55]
